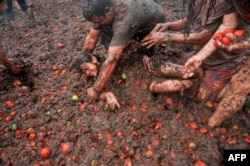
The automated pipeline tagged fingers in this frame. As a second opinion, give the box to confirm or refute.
[182,70,194,79]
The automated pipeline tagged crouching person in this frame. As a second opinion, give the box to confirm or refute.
[81,0,166,109]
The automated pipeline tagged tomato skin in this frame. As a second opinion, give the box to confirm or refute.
[40,148,51,158]
[221,36,231,45]
[61,142,71,155]
[213,33,224,40]
[233,30,245,37]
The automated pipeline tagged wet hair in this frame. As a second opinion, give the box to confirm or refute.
[183,0,216,35]
[0,0,5,3]
[82,0,112,21]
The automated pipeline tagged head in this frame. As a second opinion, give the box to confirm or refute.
[0,0,7,15]
[83,0,114,27]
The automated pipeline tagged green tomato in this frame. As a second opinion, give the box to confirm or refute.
[11,123,17,131]
[121,73,127,80]
[72,95,79,102]
[103,104,109,111]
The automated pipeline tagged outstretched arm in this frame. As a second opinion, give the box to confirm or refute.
[83,27,101,53]
[86,45,125,100]
[142,17,211,49]
[152,18,188,32]
[183,12,239,78]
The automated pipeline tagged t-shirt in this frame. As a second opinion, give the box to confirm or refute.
[92,0,166,47]
[191,0,244,71]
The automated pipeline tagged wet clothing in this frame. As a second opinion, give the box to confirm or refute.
[92,0,166,49]
[188,0,245,102]
[5,0,30,21]
[191,0,244,72]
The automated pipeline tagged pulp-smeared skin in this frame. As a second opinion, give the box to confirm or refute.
[209,57,250,127]
[149,80,193,93]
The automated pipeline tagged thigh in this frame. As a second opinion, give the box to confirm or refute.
[198,70,234,102]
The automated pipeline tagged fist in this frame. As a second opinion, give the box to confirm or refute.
[86,87,99,100]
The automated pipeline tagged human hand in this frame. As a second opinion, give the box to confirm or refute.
[86,87,99,101]
[142,32,168,49]
[183,56,202,79]
[152,23,170,32]
[81,62,98,77]
[100,92,120,110]
[213,29,246,52]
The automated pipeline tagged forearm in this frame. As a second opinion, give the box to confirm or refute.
[92,46,124,92]
[168,29,212,45]
[167,18,188,31]
[83,27,101,53]
[192,13,239,61]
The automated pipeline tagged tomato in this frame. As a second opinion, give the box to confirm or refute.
[194,160,207,166]
[233,30,245,37]
[212,33,224,40]
[221,36,231,45]
[189,123,198,130]
[61,142,71,155]
[222,28,234,34]
[40,147,51,158]
[200,128,208,134]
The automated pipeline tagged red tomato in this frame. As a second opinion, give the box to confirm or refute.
[222,28,234,34]
[233,30,245,37]
[40,147,51,158]
[212,33,224,40]
[61,142,71,155]
[194,160,207,166]
[58,43,64,48]
[189,123,198,130]
[200,128,208,134]
[221,36,231,45]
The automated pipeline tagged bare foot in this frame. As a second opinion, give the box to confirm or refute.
[149,79,193,93]
[143,55,157,75]
[86,87,99,101]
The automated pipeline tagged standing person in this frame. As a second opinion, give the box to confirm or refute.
[5,0,35,25]
[142,0,243,106]
[81,0,166,108]
[185,0,250,127]
[0,0,22,74]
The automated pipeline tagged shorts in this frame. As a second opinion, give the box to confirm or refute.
[198,70,235,102]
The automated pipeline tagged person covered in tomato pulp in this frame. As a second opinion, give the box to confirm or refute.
[206,0,250,127]
[81,0,166,109]
[141,0,246,108]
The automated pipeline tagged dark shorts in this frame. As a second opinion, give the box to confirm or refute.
[198,70,235,102]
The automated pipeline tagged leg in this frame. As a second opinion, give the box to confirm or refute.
[16,0,29,11]
[149,79,193,93]
[16,0,36,22]
[198,70,234,103]
[208,59,250,127]
[5,0,15,21]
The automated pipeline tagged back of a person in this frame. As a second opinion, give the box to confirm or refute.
[111,0,166,46]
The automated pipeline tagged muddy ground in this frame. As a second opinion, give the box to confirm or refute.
[0,0,250,165]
